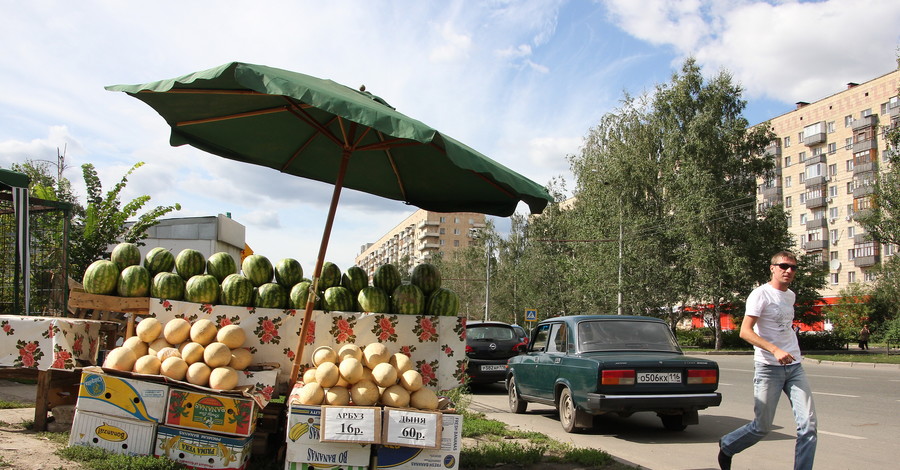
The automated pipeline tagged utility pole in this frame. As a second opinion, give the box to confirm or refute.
[484,237,491,322]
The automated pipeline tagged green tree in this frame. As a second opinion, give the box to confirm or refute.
[825,282,874,348]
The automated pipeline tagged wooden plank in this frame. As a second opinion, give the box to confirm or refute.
[34,370,50,431]
[68,291,150,313]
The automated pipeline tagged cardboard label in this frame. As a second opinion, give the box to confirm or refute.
[374,414,463,470]
[77,372,168,423]
[285,462,369,470]
[156,425,253,470]
[165,388,258,437]
[68,409,157,456]
[321,406,381,444]
[381,409,441,449]
[286,405,371,466]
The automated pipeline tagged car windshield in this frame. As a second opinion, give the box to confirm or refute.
[468,326,516,341]
[577,320,680,352]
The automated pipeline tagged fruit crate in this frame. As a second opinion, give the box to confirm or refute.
[67,288,150,343]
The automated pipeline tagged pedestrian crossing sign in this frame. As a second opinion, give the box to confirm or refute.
[525,309,537,322]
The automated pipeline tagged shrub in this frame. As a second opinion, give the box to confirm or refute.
[797,331,847,350]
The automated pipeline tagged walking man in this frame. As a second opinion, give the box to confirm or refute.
[858,324,871,350]
[718,251,817,470]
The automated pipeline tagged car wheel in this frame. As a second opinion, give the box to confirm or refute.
[660,414,688,432]
[507,376,527,414]
[558,388,586,433]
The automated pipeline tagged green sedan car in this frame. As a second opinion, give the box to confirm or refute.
[506,315,721,433]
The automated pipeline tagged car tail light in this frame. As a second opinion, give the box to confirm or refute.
[512,342,527,351]
[601,369,635,385]
[465,345,474,354]
[687,369,717,384]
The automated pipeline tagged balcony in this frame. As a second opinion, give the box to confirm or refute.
[417,242,440,251]
[890,103,900,118]
[852,139,877,153]
[806,218,828,229]
[803,132,826,146]
[804,154,826,166]
[804,175,827,186]
[765,143,782,158]
[761,185,782,198]
[417,220,439,230]
[854,255,879,267]
[805,197,826,209]
[853,161,877,175]
[852,185,874,198]
[417,230,439,240]
[854,233,869,244]
[852,114,878,130]
[805,240,827,251]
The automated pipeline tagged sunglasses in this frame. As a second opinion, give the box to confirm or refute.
[773,263,799,271]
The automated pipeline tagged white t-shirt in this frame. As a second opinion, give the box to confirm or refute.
[746,283,802,365]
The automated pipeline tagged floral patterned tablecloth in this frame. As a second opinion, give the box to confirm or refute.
[0,315,102,370]
[148,299,468,392]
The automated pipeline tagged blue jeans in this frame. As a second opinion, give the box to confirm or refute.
[720,362,817,470]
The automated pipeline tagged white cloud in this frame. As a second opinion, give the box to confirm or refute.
[429,22,473,63]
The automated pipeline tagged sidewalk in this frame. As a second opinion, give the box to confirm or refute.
[691,347,900,369]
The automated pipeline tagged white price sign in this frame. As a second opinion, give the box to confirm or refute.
[320,406,381,444]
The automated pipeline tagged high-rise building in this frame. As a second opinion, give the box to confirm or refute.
[756,68,899,299]
[354,209,487,275]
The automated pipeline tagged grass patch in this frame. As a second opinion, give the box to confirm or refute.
[0,400,34,409]
[35,430,70,445]
[57,445,188,470]
[460,441,547,469]
[806,353,900,364]
[0,454,11,467]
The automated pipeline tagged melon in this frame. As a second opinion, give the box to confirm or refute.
[297,382,324,405]
[410,263,441,296]
[117,265,151,297]
[363,343,390,368]
[349,379,379,406]
[371,362,398,388]
[220,273,254,306]
[335,376,350,388]
[156,347,182,361]
[103,347,136,372]
[341,266,368,294]
[209,367,239,390]
[217,325,246,349]
[203,342,232,368]
[83,260,119,295]
[255,282,288,309]
[302,368,317,384]
[148,337,174,357]
[163,318,192,344]
[337,343,363,362]
[274,258,304,288]
[175,248,206,280]
[136,317,162,343]
[373,263,402,294]
[410,388,439,410]
[122,336,149,357]
[180,342,205,365]
[399,369,424,392]
[111,242,142,272]
[357,286,389,313]
[389,353,413,375]
[190,319,218,345]
[186,362,211,386]
[160,357,188,381]
[338,357,364,384]
[144,247,176,276]
[242,254,274,287]
[151,272,185,300]
[312,346,337,366]
[381,384,411,408]
[229,348,253,371]
[324,386,351,406]
[133,355,161,375]
[391,284,425,315]
[185,274,219,304]
[320,261,342,289]
[206,252,237,283]
[315,362,340,388]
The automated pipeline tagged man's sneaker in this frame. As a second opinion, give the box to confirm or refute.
[717,448,732,470]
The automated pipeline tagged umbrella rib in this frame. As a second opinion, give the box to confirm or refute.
[375,131,409,202]
[176,106,288,127]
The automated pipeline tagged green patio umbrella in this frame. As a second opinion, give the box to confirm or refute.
[106,61,553,383]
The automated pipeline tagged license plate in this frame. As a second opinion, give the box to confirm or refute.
[480,365,507,372]
[637,372,681,383]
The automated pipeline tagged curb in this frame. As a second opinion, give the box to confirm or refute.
[688,351,900,369]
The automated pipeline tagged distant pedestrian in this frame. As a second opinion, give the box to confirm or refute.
[718,251,817,470]
[858,324,871,350]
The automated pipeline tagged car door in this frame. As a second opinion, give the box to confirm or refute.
[531,322,568,400]
[515,323,549,397]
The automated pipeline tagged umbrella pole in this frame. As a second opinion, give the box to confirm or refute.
[290,149,352,385]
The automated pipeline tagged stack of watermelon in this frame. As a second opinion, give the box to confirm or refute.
[83,243,460,316]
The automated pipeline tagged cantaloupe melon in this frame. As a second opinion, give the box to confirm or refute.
[399,369,423,392]
[180,342,205,365]
[163,318,191,344]
[389,353,413,375]
[363,343,390,368]
[133,355,161,375]
[122,336,149,357]
[216,325,246,349]
[209,366,238,390]
[156,347,181,361]
[190,319,218,345]
[312,346,337,366]
[302,367,317,384]
[297,382,324,405]
[324,386,351,406]
[203,342,232,368]
[315,362,340,388]
[136,317,162,343]
[338,357,364,384]
[371,362,398,388]
[160,356,188,380]
[337,343,363,362]
[104,347,137,371]
[410,388,439,410]
[229,348,253,371]
[186,362,211,386]
[148,337,174,357]
[381,384,411,408]
[349,379,379,406]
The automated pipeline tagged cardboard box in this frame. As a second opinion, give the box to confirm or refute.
[155,425,253,470]
[374,413,463,470]
[165,388,258,437]
[381,408,442,449]
[320,406,382,444]
[68,409,157,456]
[286,405,371,467]
[76,371,169,423]
[284,463,369,470]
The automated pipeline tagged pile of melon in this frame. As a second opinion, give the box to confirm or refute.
[292,343,439,410]
[102,317,251,391]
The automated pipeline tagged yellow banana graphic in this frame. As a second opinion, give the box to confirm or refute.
[160,435,180,459]
[217,442,236,462]
[288,422,309,441]
[82,374,154,421]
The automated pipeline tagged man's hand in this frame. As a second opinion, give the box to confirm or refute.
[773,348,795,365]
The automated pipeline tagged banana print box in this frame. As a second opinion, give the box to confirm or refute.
[77,372,169,422]
[155,425,253,470]
[165,389,258,437]
[374,413,463,470]
[68,409,157,456]
[285,463,369,470]
[286,405,371,466]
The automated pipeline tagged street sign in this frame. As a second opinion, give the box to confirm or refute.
[525,309,537,322]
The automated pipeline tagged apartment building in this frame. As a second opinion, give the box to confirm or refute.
[757,68,899,299]
[354,209,486,275]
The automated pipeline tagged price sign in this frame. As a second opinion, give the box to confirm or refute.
[381,408,441,449]
[321,406,381,444]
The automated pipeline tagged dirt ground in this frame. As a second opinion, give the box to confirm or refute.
[0,409,83,470]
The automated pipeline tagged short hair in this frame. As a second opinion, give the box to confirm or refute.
[770,251,797,264]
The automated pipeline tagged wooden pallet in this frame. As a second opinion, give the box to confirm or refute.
[67,286,150,345]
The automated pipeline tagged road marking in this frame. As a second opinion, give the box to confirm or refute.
[806,374,860,380]
[718,383,733,386]
[819,430,866,440]
[719,368,753,372]
[813,392,859,398]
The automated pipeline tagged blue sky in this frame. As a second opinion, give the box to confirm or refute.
[1,0,899,270]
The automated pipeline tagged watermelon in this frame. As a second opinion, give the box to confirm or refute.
[323,286,355,312]
[175,249,206,280]
[426,287,460,316]
[391,284,425,315]
[357,286,389,313]
[242,254,274,287]
[185,274,219,304]
[410,263,442,296]
[274,258,304,288]
[206,252,237,283]
[289,281,320,309]
[373,263,402,294]
[117,265,150,297]
[151,272,185,300]
[319,262,341,290]
[341,266,368,294]
[111,242,142,271]
[255,282,288,309]
[83,260,118,295]
[221,273,254,306]
[144,247,175,276]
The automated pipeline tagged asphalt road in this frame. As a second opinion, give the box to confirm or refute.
[468,355,900,470]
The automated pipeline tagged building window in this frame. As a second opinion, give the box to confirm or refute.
[798,132,804,142]
[846,181,853,194]
[828,143,837,154]
[799,151,806,162]
[861,108,871,117]
[439,239,445,246]
[827,121,835,133]
[799,172,806,183]
[864,271,876,282]
[844,115,853,127]
[453,240,460,247]
[812,146,823,156]
[784,136,791,147]
[829,163,837,177]
[829,185,838,198]
[800,213,807,225]
[785,196,792,208]
[469,218,474,224]
[848,248,855,260]
[453,217,459,223]
[799,193,806,204]
[439,216,446,223]
[848,271,856,283]
[830,229,839,240]
[829,208,838,219]
[846,159,854,171]
[785,156,792,167]
[453,228,460,235]
[830,273,839,285]
[830,251,839,260]
[439,228,445,234]
[785,176,792,187]
[848,226,855,238]
[845,137,852,150]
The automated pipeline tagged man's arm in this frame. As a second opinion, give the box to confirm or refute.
[740,315,795,364]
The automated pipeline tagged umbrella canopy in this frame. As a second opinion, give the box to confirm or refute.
[106,62,551,217]
[107,62,553,384]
